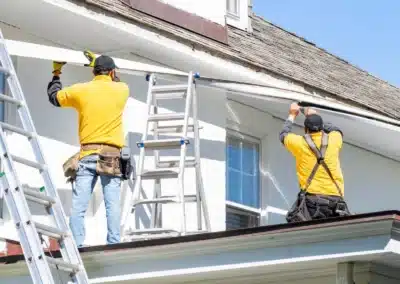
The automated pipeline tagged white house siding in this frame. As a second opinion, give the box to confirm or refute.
[226,99,400,225]
[0,55,227,245]
[0,54,399,248]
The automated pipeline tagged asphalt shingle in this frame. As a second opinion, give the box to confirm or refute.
[86,0,400,119]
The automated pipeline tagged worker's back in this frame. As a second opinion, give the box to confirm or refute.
[284,131,344,196]
[56,75,129,157]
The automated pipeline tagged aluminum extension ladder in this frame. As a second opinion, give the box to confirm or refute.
[0,30,89,283]
[121,72,210,240]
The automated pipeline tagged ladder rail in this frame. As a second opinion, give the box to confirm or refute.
[121,74,156,235]
[151,79,161,229]
[0,29,89,283]
[192,84,202,231]
[192,85,211,231]
[176,72,194,235]
[0,128,54,284]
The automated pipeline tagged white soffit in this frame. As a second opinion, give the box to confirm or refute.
[228,92,400,161]
[4,39,188,78]
[5,39,400,160]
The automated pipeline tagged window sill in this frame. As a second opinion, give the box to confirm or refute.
[226,200,260,214]
[226,12,240,21]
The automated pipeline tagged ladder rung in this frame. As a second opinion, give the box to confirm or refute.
[46,257,81,273]
[157,157,196,168]
[155,92,187,100]
[24,188,56,207]
[133,197,177,206]
[0,66,11,77]
[11,155,45,170]
[0,93,23,106]
[137,138,189,150]
[126,228,180,236]
[133,194,197,206]
[152,124,195,134]
[35,222,68,240]
[0,122,33,138]
[148,113,185,122]
[134,194,198,206]
[141,168,179,180]
[152,84,188,100]
[152,84,188,93]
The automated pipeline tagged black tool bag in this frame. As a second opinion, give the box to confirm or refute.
[286,132,350,223]
[286,191,312,223]
[120,146,134,180]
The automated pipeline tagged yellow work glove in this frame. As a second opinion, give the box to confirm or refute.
[52,61,67,76]
[83,50,96,67]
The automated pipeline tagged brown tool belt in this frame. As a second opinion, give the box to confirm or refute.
[82,143,122,177]
[63,143,122,183]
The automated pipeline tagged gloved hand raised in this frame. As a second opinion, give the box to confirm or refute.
[52,61,67,76]
[83,50,96,67]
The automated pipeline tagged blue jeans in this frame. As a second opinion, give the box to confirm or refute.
[69,154,121,247]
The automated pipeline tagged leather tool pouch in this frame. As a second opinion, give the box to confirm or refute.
[334,200,351,217]
[286,191,312,223]
[120,147,133,180]
[96,145,122,177]
[62,152,80,183]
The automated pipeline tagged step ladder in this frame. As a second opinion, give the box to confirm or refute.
[0,30,89,283]
[121,72,211,240]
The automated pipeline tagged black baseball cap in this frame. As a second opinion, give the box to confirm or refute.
[94,55,117,70]
[304,114,323,132]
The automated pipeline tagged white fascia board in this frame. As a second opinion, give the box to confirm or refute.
[4,39,188,78]
[207,82,400,128]
[0,220,396,281]
[5,38,399,131]
[80,219,393,264]
[89,250,386,283]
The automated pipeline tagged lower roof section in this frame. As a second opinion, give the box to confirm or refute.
[0,211,400,283]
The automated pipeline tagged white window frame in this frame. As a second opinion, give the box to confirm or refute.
[225,129,261,229]
[226,0,240,19]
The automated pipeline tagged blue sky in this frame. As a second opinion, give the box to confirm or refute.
[252,0,400,87]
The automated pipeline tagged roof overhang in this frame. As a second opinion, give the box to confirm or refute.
[4,38,400,161]
[1,211,400,283]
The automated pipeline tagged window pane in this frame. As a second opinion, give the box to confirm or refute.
[242,141,256,175]
[227,137,241,170]
[226,133,260,209]
[227,168,241,203]
[242,174,259,207]
[227,0,239,15]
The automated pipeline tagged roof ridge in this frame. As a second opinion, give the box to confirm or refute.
[250,13,400,91]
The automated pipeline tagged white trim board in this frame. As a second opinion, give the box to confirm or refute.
[4,39,400,130]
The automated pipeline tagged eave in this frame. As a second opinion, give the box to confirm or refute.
[0,211,400,283]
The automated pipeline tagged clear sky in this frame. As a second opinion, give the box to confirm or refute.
[252,0,400,87]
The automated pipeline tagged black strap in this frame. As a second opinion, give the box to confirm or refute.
[303,133,343,197]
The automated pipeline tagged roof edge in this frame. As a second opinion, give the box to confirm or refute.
[0,210,398,265]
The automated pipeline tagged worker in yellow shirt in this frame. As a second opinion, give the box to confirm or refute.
[279,102,351,223]
[47,55,132,247]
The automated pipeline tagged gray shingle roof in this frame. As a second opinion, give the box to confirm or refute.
[228,14,400,119]
[86,0,400,119]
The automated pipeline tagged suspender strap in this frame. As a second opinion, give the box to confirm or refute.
[303,133,343,197]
